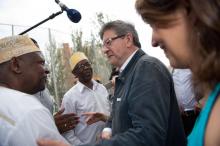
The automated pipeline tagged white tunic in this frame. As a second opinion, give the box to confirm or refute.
[0,87,68,146]
[61,80,110,145]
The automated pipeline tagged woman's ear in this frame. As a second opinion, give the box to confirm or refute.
[182,0,191,15]
[180,0,197,27]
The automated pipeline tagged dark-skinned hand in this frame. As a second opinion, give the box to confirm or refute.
[54,108,79,134]
[82,112,108,125]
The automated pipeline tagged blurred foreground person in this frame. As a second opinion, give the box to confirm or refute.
[0,35,68,146]
[136,0,220,145]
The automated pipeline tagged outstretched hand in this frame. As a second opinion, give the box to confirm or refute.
[37,139,69,146]
[82,112,108,125]
[54,108,79,134]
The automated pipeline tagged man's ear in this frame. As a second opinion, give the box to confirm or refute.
[125,33,133,47]
[72,69,78,78]
[9,57,22,74]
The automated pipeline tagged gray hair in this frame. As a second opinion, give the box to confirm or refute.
[99,20,141,48]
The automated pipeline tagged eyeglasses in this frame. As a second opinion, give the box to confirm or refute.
[78,62,91,69]
[103,34,126,47]
[73,62,92,73]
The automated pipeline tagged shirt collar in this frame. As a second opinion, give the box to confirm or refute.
[119,49,138,73]
[76,79,98,93]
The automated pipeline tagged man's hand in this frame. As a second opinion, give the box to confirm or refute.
[37,139,70,146]
[82,112,108,125]
[101,128,112,140]
[54,108,79,134]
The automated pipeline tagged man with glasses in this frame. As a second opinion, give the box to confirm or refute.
[61,52,110,145]
[95,20,186,146]
[37,20,186,146]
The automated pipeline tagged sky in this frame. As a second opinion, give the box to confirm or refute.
[0,0,169,66]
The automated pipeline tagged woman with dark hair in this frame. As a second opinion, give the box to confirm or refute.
[136,0,220,146]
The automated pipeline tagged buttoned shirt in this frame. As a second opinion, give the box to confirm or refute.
[61,80,110,145]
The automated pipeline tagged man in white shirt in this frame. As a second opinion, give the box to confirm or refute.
[61,52,110,145]
[0,35,69,146]
[172,69,199,136]
[34,88,55,114]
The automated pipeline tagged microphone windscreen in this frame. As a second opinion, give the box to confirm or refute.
[66,9,81,23]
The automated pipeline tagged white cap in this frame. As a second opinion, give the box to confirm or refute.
[0,35,40,64]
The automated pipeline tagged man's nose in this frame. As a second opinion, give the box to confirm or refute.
[84,65,89,69]
[44,67,50,74]
[102,46,109,54]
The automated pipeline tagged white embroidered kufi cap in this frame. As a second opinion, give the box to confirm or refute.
[0,35,40,64]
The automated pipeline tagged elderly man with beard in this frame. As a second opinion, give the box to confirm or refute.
[61,52,110,145]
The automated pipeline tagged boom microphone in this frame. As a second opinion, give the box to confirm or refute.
[55,0,81,23]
